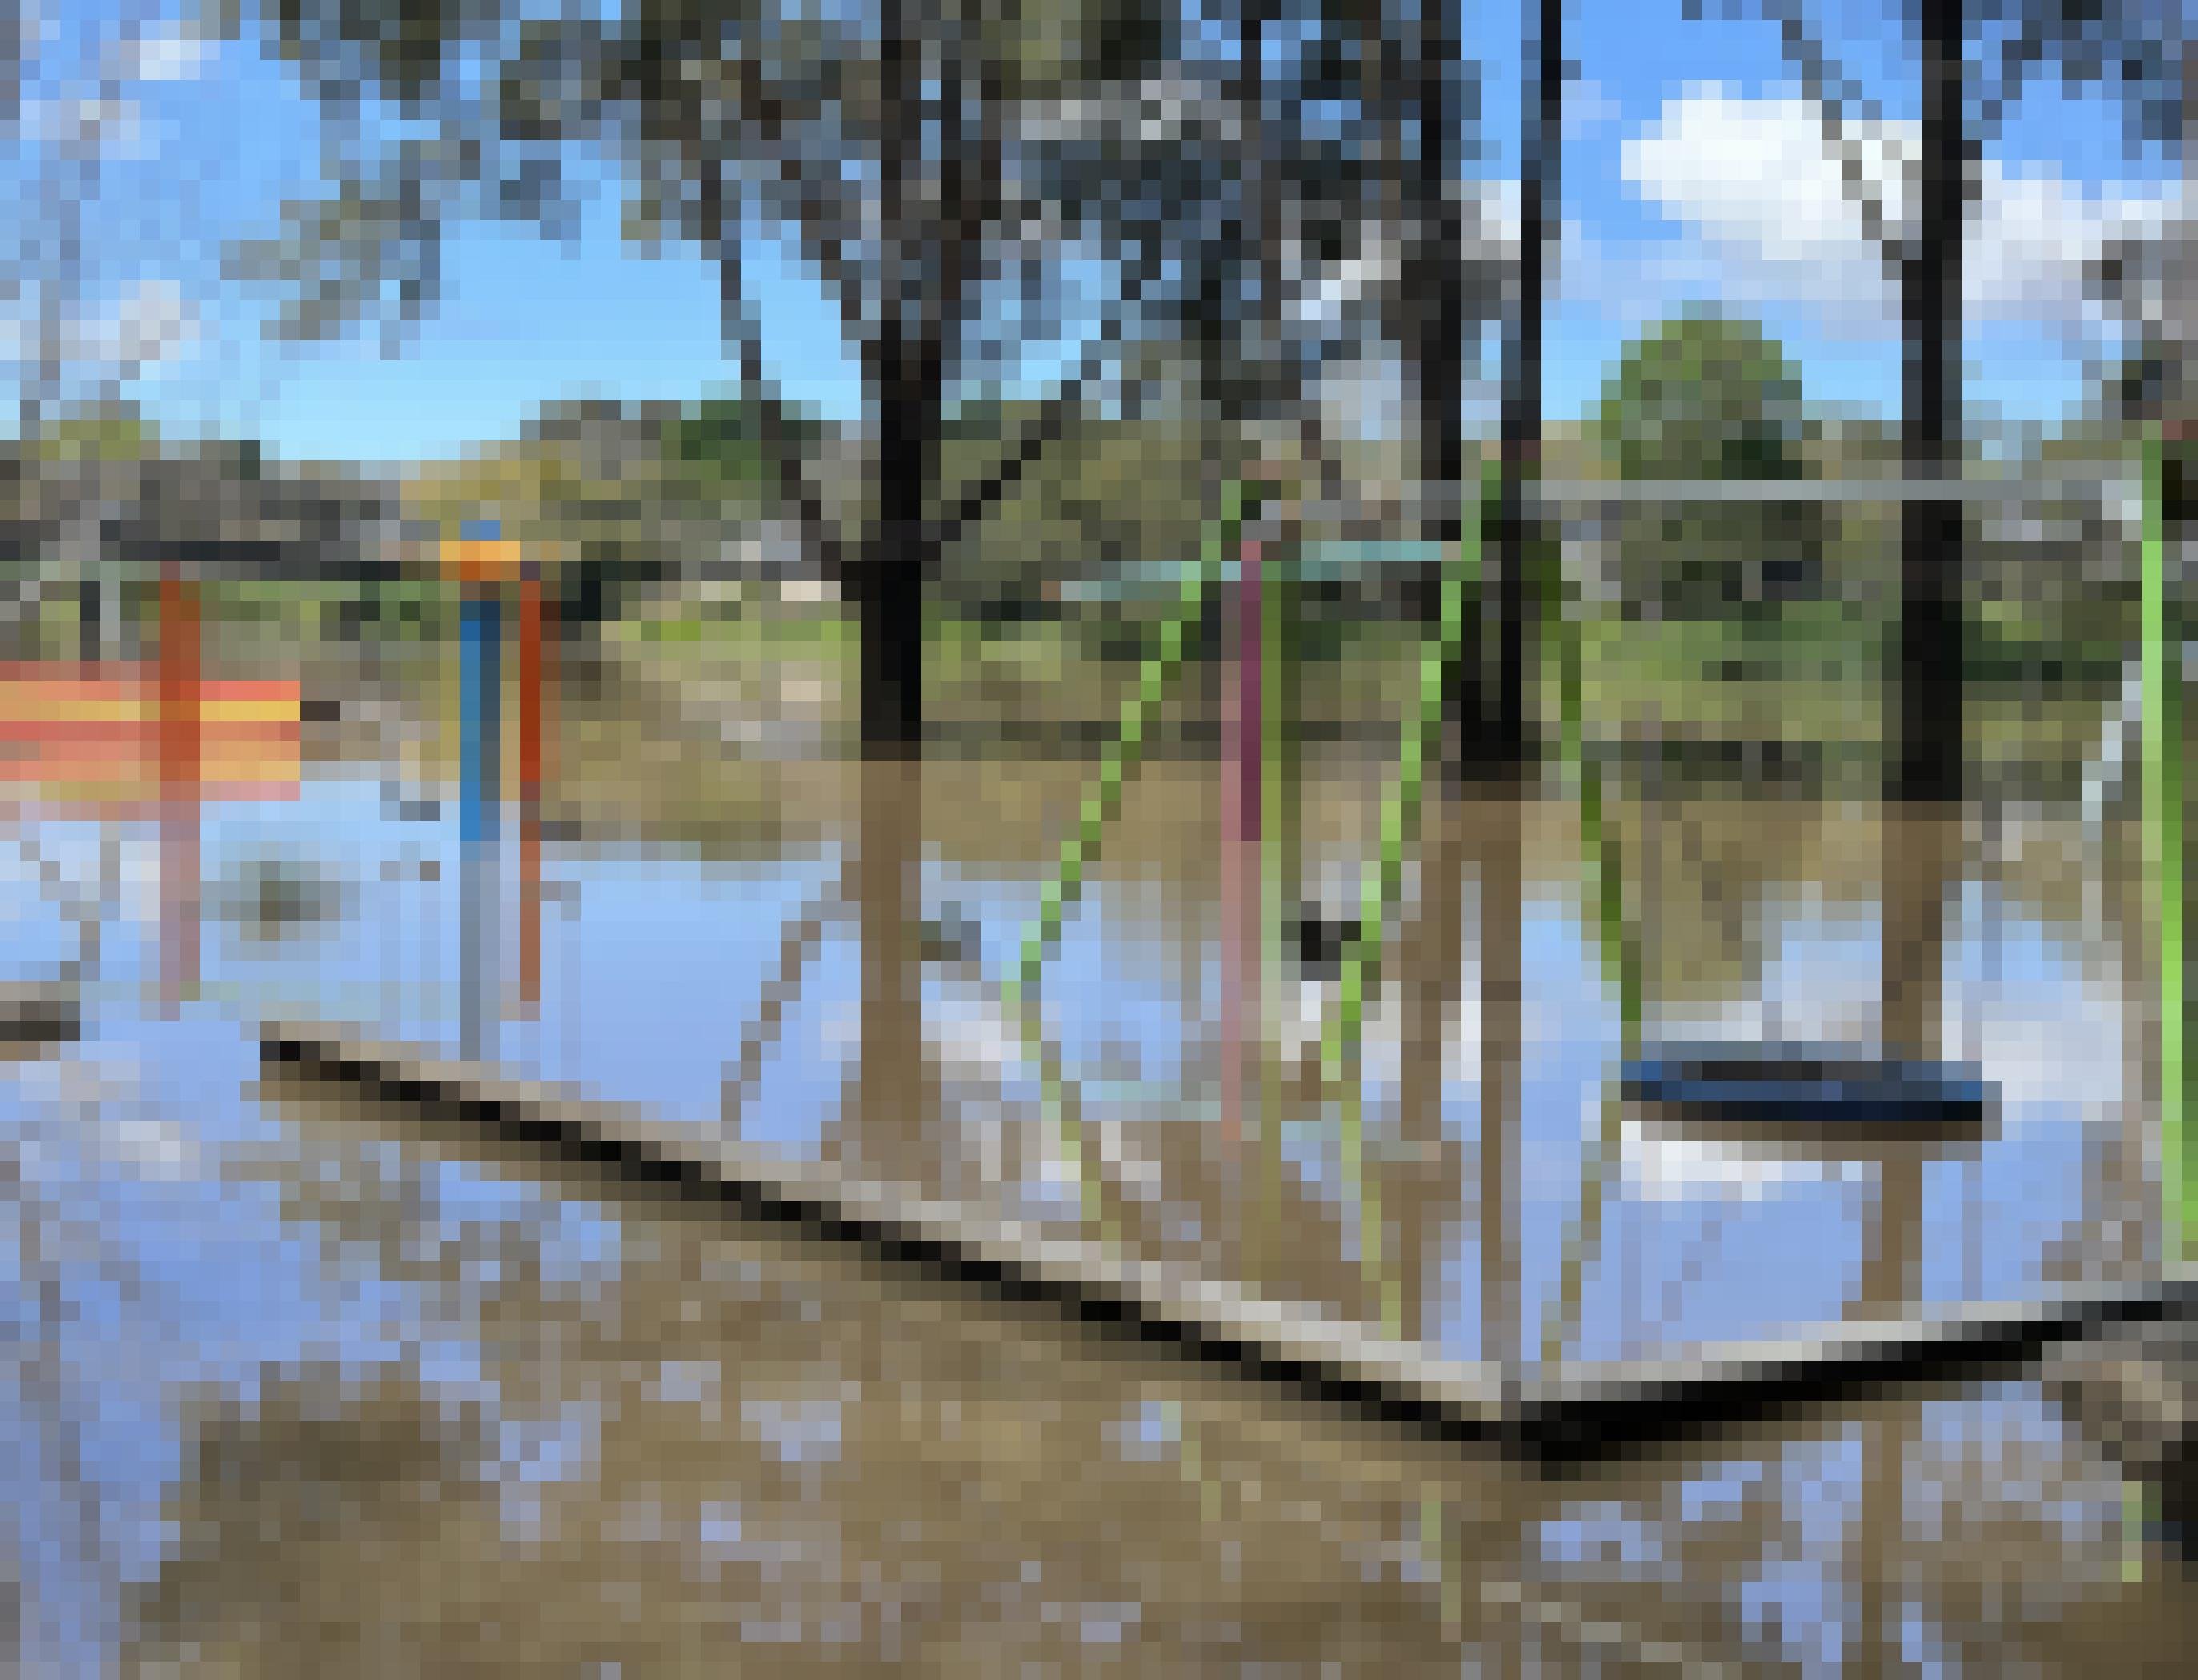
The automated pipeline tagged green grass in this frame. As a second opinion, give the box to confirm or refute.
[610,599,2126,773]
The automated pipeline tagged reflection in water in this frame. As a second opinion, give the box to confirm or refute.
[0,760,2168,1345]
[91,1072,2195,1676]
[0,652,2187,1670]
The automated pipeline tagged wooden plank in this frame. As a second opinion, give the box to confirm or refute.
[255,1019,2198,1464]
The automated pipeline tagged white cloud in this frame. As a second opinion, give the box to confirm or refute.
[1469,176,1522,254]
[1461,175,1704,328]
[1619,84,2184,337]
[111,21,218,86]
[67,279,201,375]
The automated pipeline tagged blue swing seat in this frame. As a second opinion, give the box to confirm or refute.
[1623,1042,1991,1134]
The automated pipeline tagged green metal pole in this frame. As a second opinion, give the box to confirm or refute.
[1320,461,1486,1332]
[2143,424,2187,1257]
[1522,436,1658,1367]
[1000,512,1223,1231]
[1537,588,1643,1367]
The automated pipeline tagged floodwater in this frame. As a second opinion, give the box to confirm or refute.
[1,643,2187,1674]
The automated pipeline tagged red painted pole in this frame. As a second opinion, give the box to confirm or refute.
[158,561,201,1014]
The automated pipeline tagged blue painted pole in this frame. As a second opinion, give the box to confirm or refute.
[460,579,503,1060]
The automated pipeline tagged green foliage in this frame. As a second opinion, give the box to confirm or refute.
[1590,311,1828,621]
[1593,311,1812,482]
[661,394,822,505]
[26,402,159,464]
[943,404,1209,613]
[232,0,1175,346]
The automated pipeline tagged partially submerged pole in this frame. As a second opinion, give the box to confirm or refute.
[2144,426,2187,1256]
[452,521,510,1063]
[1220,481,1256,1156]
[1394,0,1473,1349]
[157,558,200,1015]
[1866,6,1967,1637]
[1483,0,1560,778]
[515,560,548,1016]
[1259,491,1300,1153]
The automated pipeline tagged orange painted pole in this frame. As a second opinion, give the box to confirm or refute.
[158,561,201,1013]
[516,561,545,1013]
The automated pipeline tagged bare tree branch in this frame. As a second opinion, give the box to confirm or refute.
[701,165,847,587]
[1746,0,1906,275]
[925,272,1151,555]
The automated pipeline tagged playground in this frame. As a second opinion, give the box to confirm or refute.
[0,0,2190,1664]
[0,443,2185,1672]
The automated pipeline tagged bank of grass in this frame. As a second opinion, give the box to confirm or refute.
[32,577,2114,780]
[602,595,2126,774]
[613,609,854,653]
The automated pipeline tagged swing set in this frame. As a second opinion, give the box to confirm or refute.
[431,429,2184,1335]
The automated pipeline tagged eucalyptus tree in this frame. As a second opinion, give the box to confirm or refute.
[1589,311,1830,621]
[211,0,1180,750]
[205,0,1189,1184]
[1687,0,2191,802]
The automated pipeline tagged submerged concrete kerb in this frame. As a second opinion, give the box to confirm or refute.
[257,1021,2198,1466]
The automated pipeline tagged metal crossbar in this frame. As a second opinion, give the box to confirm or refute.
[1531,476,2139,504]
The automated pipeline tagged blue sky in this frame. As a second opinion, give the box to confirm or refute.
[6,0,2180,464]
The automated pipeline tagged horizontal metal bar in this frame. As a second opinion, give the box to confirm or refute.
[1533,478,2138,506]
[258,1019,2198,1465]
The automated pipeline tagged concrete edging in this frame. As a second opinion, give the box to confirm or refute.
[256,1020,2198,1465]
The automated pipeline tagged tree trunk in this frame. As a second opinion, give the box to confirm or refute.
[1891,0,1967,806]
[1392,0,1476,1344]
[1863,10,1968,1653]
[862,3,942,759]
[1477,796,1524,1367]
[1482,0,1560,781]
[1404,0,1477,782]
[841,5,972,1185]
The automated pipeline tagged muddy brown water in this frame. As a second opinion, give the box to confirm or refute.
[0,641,2186,1674]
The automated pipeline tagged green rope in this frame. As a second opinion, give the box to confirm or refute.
[1320,462,1488,1334]
[999,488,1229,1228]
[2142,426,2187,1259]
